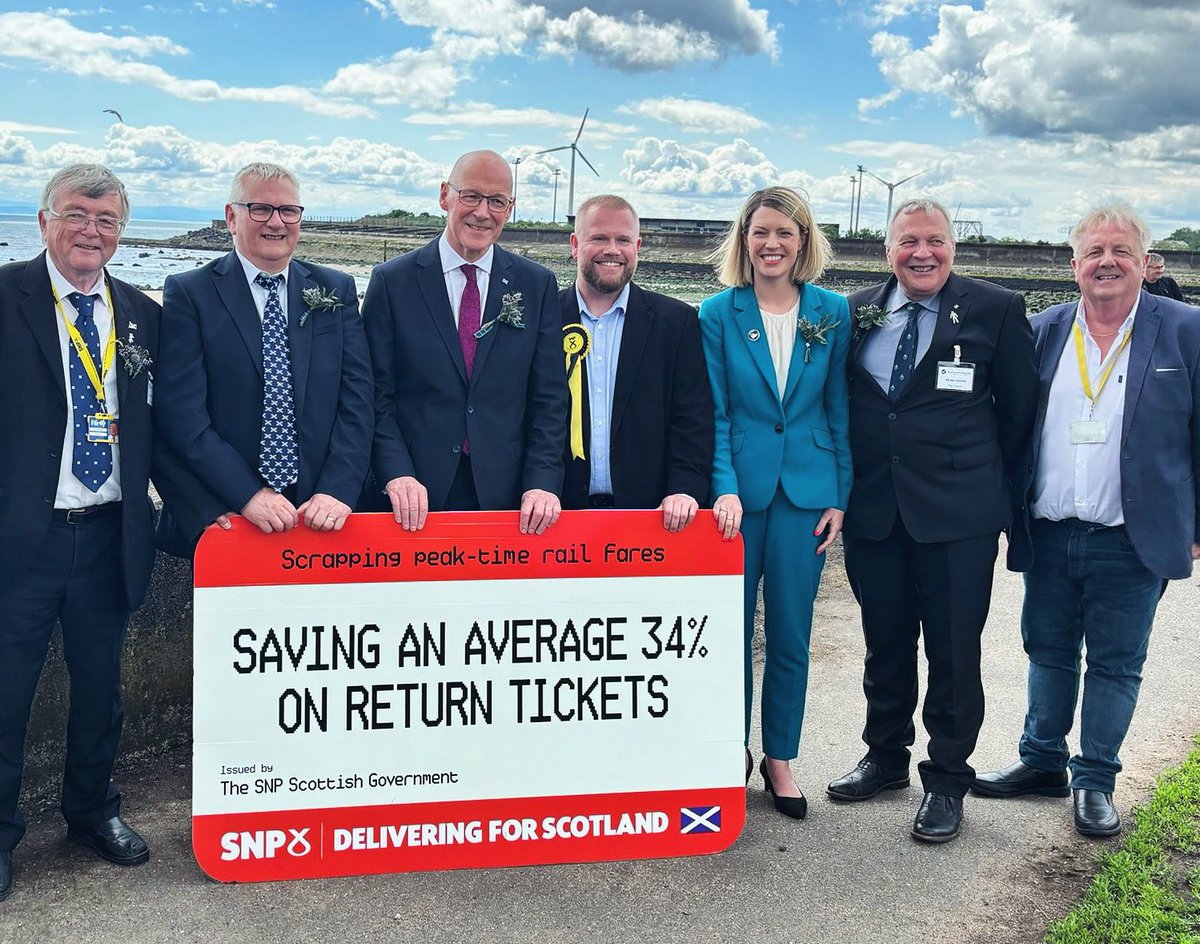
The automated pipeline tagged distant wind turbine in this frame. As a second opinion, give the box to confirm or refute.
[535,109,599,222]
[102,109,124,124]
[863,167,924,229]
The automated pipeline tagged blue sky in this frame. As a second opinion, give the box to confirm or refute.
[0,0,1196,240]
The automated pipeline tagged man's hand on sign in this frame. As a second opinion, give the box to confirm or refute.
[658,493,699,533]
[520,488,560,535]
[386,475,428,531]
[298,493,352,531]
[241,487,299,533]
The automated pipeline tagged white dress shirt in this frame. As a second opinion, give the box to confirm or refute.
[438,233,494,327]
[761,300,798,399]
[235,249,289,323]
[49,255,123,508]
[1031,300,1138,526]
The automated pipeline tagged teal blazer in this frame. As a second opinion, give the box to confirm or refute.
[699,283,851,513]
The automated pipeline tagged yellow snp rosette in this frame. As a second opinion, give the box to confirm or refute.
[562,323,592,460]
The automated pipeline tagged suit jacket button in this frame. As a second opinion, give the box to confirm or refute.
[774,424,783,433]
[887,412,897,421]
[891,456,900,464]
[50,450,59,458]
[452,445,461,454]
[467,405,475,414]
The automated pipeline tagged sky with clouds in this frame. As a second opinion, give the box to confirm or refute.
[0,0,1196,240]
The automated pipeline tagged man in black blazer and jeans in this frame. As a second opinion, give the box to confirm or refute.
[0,164,161,901]
[827,198,1037,843]
[558,195,713,528]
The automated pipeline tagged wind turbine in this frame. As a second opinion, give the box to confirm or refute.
[863,167,925,230]
[510,156,523,222]
[535,108,599,222]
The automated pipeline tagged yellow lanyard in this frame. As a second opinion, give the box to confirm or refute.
[52,280,117,406]
[1073,322,1132,406]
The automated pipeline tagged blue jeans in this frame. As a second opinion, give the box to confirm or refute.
[1018,518,1165,792]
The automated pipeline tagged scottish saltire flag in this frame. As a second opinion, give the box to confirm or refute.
[680,806,721,834]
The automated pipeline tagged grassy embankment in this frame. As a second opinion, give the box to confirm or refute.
[1046,736,1200,943]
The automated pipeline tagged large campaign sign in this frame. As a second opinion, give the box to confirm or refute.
[192,510,746,882]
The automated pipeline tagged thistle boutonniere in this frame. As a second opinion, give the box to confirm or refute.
[797,313,839,363]
[116,325,152,379]
[300,285,344,327]
[854,303,887,336]
[475,291,526,339]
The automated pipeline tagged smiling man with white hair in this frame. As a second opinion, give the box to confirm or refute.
[974,204,1200,838]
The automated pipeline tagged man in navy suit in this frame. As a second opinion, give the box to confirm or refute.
[364,150,568,534]
[827,198,1037,844]
[0,164,160,900]
[558,195,713,528]
[973,205,1200,838]
[155,162,372,545]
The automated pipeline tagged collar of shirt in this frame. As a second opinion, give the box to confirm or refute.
[438,232,493,278]
[235,249,289,323]
[576,282,630,322]
[1074,296,1139,347]
[885,288,941,321]
[46,253,106,303]
[236,249,288,287]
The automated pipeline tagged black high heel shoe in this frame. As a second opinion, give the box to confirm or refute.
[745,749,753,785]
[760,757,807,820]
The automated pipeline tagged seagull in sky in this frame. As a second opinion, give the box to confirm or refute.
[102,108,124,123]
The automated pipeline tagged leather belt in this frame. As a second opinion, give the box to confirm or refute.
[52,502,121,524]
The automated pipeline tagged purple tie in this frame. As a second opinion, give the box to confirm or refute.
[459,263,481,378]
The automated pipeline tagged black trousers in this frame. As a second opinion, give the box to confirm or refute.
[0,508,128,851]
[843,515,999,797]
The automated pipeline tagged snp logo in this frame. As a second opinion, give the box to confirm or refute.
[220,828,313,861]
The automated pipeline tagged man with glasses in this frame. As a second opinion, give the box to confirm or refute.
[1142,252,1185,301]
[0,164,161,899]
[154,162,372,548]
[364,149,568,533]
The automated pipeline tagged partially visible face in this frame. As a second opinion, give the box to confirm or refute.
[745,205,803,284]
[886,209,955,300]
[571,205,641,296]
[1071,221,1147,310]
[226,176,301,273]
[1144,260,1165,282]
[440,154,513,262]
[38,190,123,289]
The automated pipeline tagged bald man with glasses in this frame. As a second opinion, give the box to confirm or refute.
[154,161,373,551]
[364,149,568,533]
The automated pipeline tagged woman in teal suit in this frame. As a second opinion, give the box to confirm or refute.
[699,187,851,819]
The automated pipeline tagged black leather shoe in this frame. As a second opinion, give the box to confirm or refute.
[745,749,753,786]
[67,816,149,866]
[0,849,12,901]
[1073,789,1121,837]
[972,760,1070,798]
[911,792,962,843]
[827,758,909,802]
[760,757,807,820]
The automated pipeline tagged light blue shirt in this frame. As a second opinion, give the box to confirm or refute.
[858,289,941,393]
[577,283,630,496]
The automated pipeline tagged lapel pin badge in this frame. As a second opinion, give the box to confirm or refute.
[950,309,960,324]
[748,329,760,341]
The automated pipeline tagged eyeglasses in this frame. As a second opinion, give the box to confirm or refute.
[47,210,124,237]
[447,184,513,213]
[233,202,304,224]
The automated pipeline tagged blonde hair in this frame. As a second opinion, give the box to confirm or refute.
[575,194,639,229]
[1069,204,1151,257]
[712,186,831,287]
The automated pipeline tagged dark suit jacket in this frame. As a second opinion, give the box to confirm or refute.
[559,282,713,509]
[844,272,1037,543]
[0,253,159,610]
[1007,291,1200,580]
[154,251,373,544]
[364,238,568,510]
[1143,276,1184,302]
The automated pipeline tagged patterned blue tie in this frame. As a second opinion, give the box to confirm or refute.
[888,301,923,400]
[255,273,299,492]
[66,291,113,491]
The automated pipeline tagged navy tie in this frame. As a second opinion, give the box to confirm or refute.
[66,291,113,491]
[255,273,299,492]
[888,302,923,400]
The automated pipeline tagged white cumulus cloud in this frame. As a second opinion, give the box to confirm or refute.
[620,97,764,134]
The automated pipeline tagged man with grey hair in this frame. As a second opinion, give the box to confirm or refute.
[0,164,161,898]
[827,198,1037,844]
[154,162,372,548]
[973,204,1200,838]
[1142,252,1184,301]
